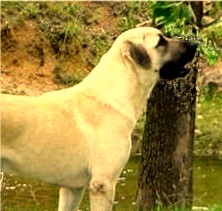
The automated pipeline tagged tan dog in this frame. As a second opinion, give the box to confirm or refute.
[1,27,197,211]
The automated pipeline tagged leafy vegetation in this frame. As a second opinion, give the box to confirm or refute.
[118,2,150,32]
[150,1,222,65]
[151,1,194,30]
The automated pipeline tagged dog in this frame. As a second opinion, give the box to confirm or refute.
[1,27,197,211]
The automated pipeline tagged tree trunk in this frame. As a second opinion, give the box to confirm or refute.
[137,60,198,210]
[190,2,203,28]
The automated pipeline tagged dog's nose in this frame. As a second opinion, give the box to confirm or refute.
[179,41,198,66]
[189,41,198,50]
[183,41,198,51]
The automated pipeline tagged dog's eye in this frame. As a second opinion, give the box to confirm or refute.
[156,35,167,47]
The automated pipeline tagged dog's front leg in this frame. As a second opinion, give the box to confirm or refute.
[89,178,116,211]
[58,186,86,211]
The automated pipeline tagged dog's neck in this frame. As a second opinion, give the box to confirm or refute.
[79,52,158,126]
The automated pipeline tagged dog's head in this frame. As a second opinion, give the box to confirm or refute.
[115,27,197,80]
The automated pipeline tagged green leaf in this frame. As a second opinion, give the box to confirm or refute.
[200,45,219,65]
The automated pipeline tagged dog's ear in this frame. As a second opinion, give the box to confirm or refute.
[124,41,151,69]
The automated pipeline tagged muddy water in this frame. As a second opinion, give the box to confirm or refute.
[1,157,222,211]
[193,157,222,205]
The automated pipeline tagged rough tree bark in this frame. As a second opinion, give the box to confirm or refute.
[137,59,199,210]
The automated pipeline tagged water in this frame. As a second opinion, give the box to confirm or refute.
[193,157,222,205]
[1,157,222,211]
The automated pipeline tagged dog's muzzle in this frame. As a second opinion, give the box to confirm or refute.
[159,41,198,80]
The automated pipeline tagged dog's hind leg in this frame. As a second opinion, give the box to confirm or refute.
[58,186,85,211]
[89,178,116,211]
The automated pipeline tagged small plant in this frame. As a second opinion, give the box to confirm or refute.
[61,19,79,43]
[21,3,41,19]
[118,2,150,32]
[53,65,84,86]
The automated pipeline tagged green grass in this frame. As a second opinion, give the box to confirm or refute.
[209,204,222,211]
[195,94,222,156]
